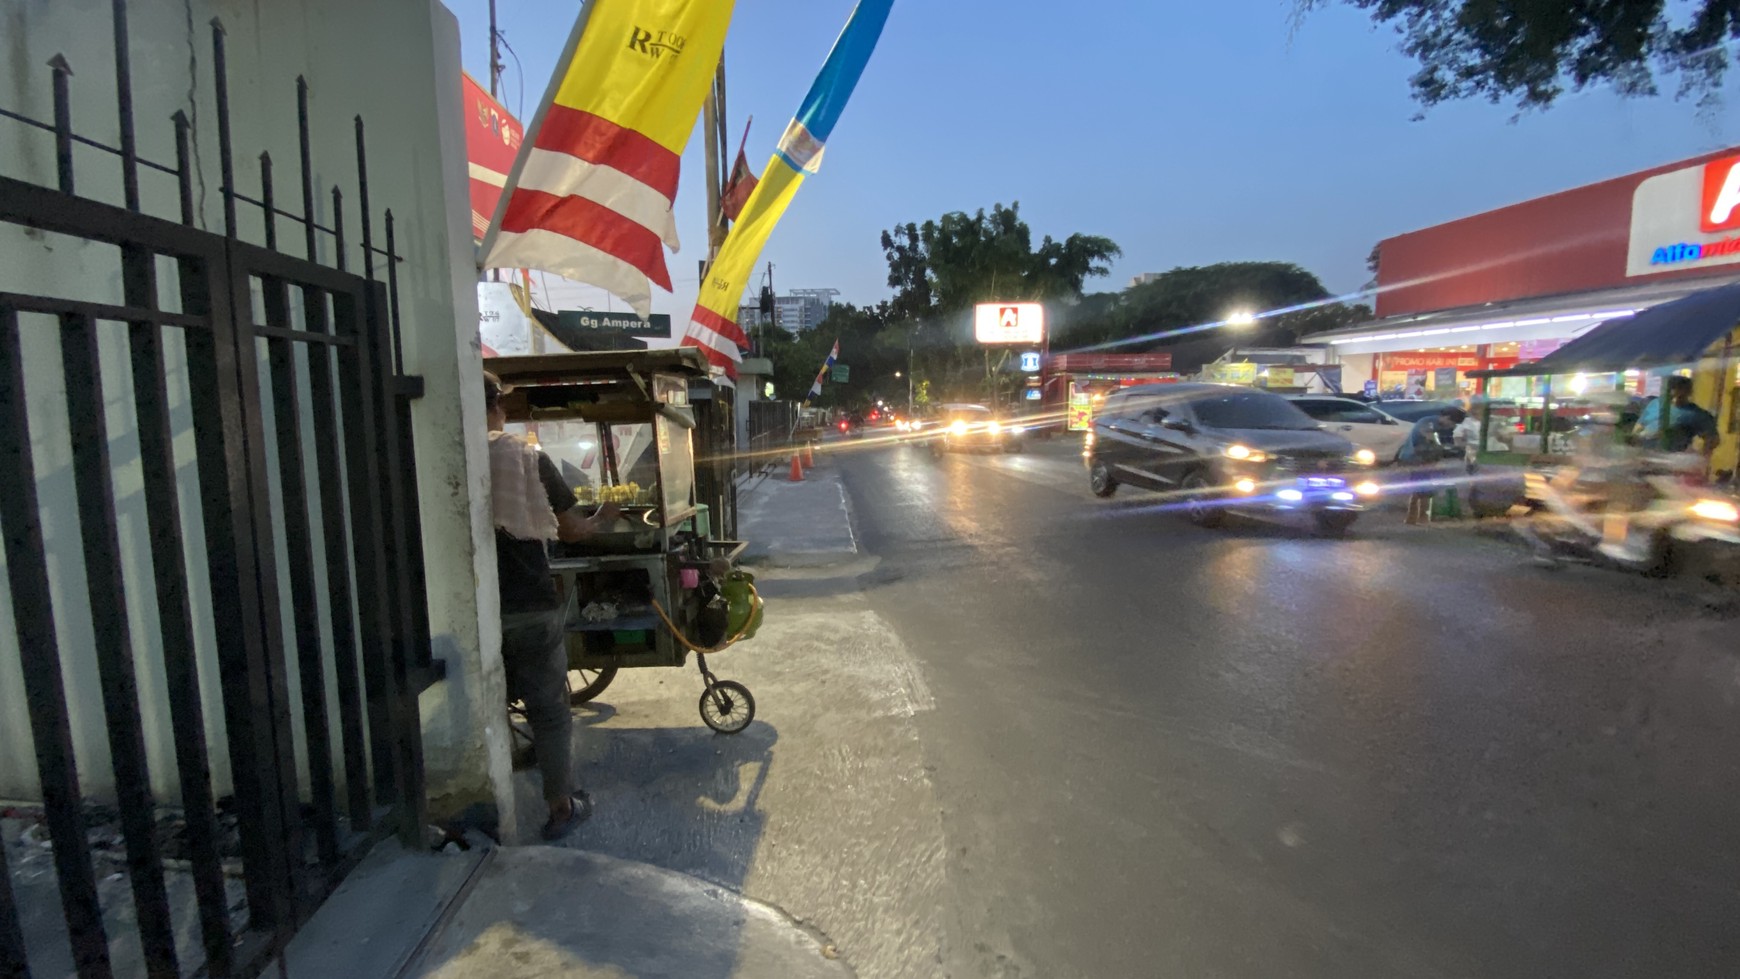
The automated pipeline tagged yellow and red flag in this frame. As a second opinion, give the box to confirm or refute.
[479,0,736,318]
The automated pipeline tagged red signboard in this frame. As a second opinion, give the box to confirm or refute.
[1048,353,1173,373]
[1702,155,1740,234]
[1379,352,1519,372]
[462,72,524,243]
[1374,145,1740,319]
[1379,352,1482,371]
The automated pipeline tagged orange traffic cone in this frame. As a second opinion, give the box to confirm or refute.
[788,452,805,482]
[803,442,815,468]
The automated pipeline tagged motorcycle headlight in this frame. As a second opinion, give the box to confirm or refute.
[949,420,968,436]
[1689,499,1740,523]
[987,420,1002,434]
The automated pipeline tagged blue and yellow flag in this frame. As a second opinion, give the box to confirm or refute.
[681,0,894,380]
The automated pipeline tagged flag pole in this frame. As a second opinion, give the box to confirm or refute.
[476,0,598,266]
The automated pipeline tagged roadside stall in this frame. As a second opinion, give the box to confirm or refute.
[488,349,763,733]
[1467,282,1740,474]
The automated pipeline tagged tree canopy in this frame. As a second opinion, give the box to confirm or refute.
[1305,0,1739,110]
[1055,262,1370,373]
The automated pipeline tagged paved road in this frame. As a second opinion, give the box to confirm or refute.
[833,437,1740,978]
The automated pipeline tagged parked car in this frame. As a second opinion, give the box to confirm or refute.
[1286,395,1408,463]
[1367,399,1457,425]
[930,403,1025,454]
[1086,383,1379,535]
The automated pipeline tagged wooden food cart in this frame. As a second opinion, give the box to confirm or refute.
[489,350,761,733]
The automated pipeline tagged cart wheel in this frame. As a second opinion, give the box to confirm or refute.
[567,667,618,706]
[699,680,755,734]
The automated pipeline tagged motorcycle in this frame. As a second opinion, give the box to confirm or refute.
[1517,451,1740,573]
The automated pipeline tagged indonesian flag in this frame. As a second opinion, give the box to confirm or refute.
[478,0,736,318]
[720,119,758,222]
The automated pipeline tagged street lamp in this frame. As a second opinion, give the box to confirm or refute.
[1227,309,1257,327]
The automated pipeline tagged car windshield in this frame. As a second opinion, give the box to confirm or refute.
[1191,392,1319,430]
[1377,400,1455,423]
[943,405,990,418]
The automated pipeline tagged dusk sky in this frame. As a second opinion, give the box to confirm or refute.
[451,0,1740,319]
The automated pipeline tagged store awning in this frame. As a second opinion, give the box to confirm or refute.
[1301,274,1740,356]
[1475,282,1740,377]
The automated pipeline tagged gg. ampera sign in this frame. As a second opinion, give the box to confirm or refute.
[1628,154,1740,275]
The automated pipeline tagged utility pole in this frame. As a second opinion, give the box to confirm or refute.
[488,0,503,98]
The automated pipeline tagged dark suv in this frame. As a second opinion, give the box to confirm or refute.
[1085,383,1379,534]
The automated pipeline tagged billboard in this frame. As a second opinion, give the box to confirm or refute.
[974,303,1044,344]
[462,72,525,242]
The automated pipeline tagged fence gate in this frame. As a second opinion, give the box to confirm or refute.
[1,7,433,977]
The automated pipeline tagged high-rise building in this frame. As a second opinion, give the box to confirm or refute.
[736,288,840,333]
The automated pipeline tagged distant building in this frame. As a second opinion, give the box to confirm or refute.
[1128,272,1162,289]
[735,288,840,333]
[775,288,839,332]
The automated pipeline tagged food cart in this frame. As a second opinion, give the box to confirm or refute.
[489,349,762,733]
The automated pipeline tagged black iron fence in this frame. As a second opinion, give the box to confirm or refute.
[1,3,433,976]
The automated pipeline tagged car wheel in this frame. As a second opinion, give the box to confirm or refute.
[1089,458,1118,498]
[1313,511,1358,538]
[1180,470,1224,528]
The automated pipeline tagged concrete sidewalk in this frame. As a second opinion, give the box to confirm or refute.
[738,463,859,568]
[285,840,851,979]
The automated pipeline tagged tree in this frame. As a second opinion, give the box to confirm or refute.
[877,202,1120,404]
[1303,0,1739,110]
[1057,262,1370,372]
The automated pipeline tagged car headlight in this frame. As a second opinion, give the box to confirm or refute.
[949,420,968,436]
[1354,448,1377,466]
[1690,498,1740,523]
[1224,444,1268,462]
[1354,480,1381,498]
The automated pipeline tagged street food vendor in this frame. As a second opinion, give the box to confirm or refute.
[484,370,619,840]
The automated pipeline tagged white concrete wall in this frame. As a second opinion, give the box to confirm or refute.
[0,0,511,830]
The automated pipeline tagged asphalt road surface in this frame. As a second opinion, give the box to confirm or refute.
[832,436,1739,978]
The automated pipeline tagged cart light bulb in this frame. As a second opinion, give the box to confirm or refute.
[1234,478,1257,494]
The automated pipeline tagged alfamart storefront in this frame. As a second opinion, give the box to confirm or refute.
[1308,147,1740,400]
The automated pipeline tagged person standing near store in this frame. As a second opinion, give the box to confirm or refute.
[1635,376,1720,457]
[1397,406,1466,524]
[485,370,619,840]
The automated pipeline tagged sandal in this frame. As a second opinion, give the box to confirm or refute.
[541,790,593,841]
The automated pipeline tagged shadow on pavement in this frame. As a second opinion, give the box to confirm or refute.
[488,712,782,978]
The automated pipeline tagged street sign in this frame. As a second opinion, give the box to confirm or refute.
[1265,366,1295,388]
[1024,388,1042,400]
[556,309,672,337]
[831,364,851,383]
[1019,351,1042,373]
[1362,379,1378,398]
[1208,362,1257,385]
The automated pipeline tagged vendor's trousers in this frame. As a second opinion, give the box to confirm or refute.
[502,608,574,805]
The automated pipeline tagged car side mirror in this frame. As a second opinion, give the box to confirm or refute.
[1381,417,1397,426]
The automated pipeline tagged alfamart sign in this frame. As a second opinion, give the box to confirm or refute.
[1629,154,1740,274]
